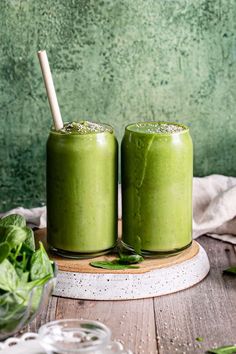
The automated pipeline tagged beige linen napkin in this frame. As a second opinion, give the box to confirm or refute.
[0,206,47,229]
[193,175,236,244]
[1,175,236,244]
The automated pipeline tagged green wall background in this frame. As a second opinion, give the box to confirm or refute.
[0,0,236,211]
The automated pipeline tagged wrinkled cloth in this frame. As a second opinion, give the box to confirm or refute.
[1,175,236,244]
[193,175,236,244]
[0,207,47,230]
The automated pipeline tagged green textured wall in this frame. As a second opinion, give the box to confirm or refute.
[0,0,236,211]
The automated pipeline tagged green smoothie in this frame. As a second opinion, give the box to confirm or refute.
[121,121,193,256]
[47,121,118,257]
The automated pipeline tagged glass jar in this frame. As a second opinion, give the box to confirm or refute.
[46,122,118,258]
[121,121,193,256]
[38,319,132,354]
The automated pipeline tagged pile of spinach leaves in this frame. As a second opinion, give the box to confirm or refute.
[0,214,54,336]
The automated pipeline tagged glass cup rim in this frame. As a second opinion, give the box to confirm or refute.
[49,121,114,136]
[125,121,189,136]
[38,319,111,353]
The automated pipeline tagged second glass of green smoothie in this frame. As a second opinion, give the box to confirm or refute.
[47,121,118,258]
[121,121,193,256]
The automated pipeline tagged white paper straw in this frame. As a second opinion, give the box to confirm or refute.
[37,50,63,130]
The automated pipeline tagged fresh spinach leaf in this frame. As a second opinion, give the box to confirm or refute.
[30,242,53,280]
[17,274,52,293]
[0,214,55,336]
[0,214,26,228]
[0,242,10,263]
[207,345,236,353]
[6,226,28,249]
[20,271,29,284]
[0,226,27,249]
[17,273,53,315]
[15,273,52,320]
[10,249,29,277]
[223,267,236,275]
[23,227,35,252]
[133,235,142,255]
[0,259,19,292]
[118,253,144,264]
[90,261,139,270]
[90,247,144,270]
[0,292,27,323]
[196,337,204,342]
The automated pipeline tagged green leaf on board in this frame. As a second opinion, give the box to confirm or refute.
[133,235,142,255]
[207,345,236,354]
[118,253,144,264]
[90,245,144,270]
[223,267,236,275]
[90,261,139,270]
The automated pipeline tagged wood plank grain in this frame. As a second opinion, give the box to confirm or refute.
[20,235,236,354]
[27,296,58,333]
[153,236,236,354]
[56,297,158,354]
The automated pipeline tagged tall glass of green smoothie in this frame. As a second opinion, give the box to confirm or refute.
[47,121,118,258]
[121,121,193,256]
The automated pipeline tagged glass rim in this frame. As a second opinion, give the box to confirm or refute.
[125,121,189,136]
[38,319,111,353]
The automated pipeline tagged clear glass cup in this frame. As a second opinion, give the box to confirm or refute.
[38,319,132,354]
[0,266,56,340]
[46,122,118,258]
[121,121,193,256]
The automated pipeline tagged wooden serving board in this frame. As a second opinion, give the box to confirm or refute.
[36,228,199,274]
[35,225,210,300]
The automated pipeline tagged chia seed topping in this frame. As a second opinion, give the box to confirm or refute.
[128,122,187,134]
[58,121,112,134]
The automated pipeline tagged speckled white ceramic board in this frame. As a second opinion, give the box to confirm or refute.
[52,242,210,300]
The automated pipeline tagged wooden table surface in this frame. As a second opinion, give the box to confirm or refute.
[27,237,236,354]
